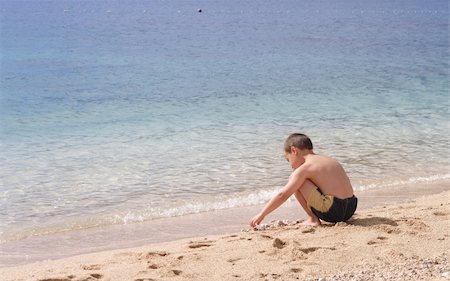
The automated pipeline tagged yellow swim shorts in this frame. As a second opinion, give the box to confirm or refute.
[307,188,334,213]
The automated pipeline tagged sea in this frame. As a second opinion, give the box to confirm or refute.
[0,0,449,255]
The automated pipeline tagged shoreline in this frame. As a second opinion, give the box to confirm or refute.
[1,183,449,280]
[1,179,449,269]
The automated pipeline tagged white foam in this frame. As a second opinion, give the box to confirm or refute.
[114,212,145,225]
[356,173,450,191]
[159,189,278,217]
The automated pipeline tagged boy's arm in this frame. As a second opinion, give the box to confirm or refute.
[249,167,307,227]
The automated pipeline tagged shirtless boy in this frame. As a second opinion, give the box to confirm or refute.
[249,133,357,227]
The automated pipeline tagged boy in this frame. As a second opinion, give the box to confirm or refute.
[249,133,357,227]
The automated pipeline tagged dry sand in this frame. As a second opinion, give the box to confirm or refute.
[2,190,450,281]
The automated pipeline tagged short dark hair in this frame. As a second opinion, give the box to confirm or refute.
[284,133,313,152]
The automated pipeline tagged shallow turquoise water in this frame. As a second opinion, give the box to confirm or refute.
[0,0,449,241]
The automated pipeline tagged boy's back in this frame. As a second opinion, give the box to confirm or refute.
[300,154,353,199]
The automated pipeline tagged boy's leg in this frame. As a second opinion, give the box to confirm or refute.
[294,180,321,226]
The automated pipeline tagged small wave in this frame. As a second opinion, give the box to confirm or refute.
[109,188,280,225]
[356,173,450,191]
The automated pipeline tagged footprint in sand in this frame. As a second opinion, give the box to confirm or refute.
[367,236,388,245]
[433,211,449,216]
[38,277,72,281]
[81,264,103,271]
[227,257,242,265]
[299,247,320,254]
[236,236,251,241]
[223,234,240,242]
[188,240,215,249]
[299,246,336,254]
[373,224,401,234]
[39,273,103,281]
[148,264,158,269]
[169,269,182,276]
[290,244,336,261]
[404,219,429,231]
[137,251,169,261]
[137,268,181,279]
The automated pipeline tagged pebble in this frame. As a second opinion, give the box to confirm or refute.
[274,220,287,227]
[305,254,449,281]
[258,223,269,230]
[242,219,305,232]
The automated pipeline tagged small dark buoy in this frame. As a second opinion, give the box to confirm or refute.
[198,8,202,13]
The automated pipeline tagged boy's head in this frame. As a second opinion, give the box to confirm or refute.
[284,133,313,153]
[284,133,313,169]
[284,134,313,170]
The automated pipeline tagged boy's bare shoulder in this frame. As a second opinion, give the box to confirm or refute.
[309,154,338,163]
[305,154,341,172]
[292,161,314,177]
[306,154,328,164]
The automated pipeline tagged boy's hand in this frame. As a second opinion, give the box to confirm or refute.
[249,213,265,228]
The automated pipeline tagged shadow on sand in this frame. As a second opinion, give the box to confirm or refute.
[347,216,398,227]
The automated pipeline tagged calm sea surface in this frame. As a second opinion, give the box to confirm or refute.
[1,0,449,242]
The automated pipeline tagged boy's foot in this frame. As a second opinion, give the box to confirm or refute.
[299,217,321,226]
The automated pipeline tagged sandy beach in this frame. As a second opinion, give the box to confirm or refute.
[2,186,449,281]
[2,1,449,281]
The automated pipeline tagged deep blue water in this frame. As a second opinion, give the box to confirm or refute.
[0,0,449,241]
